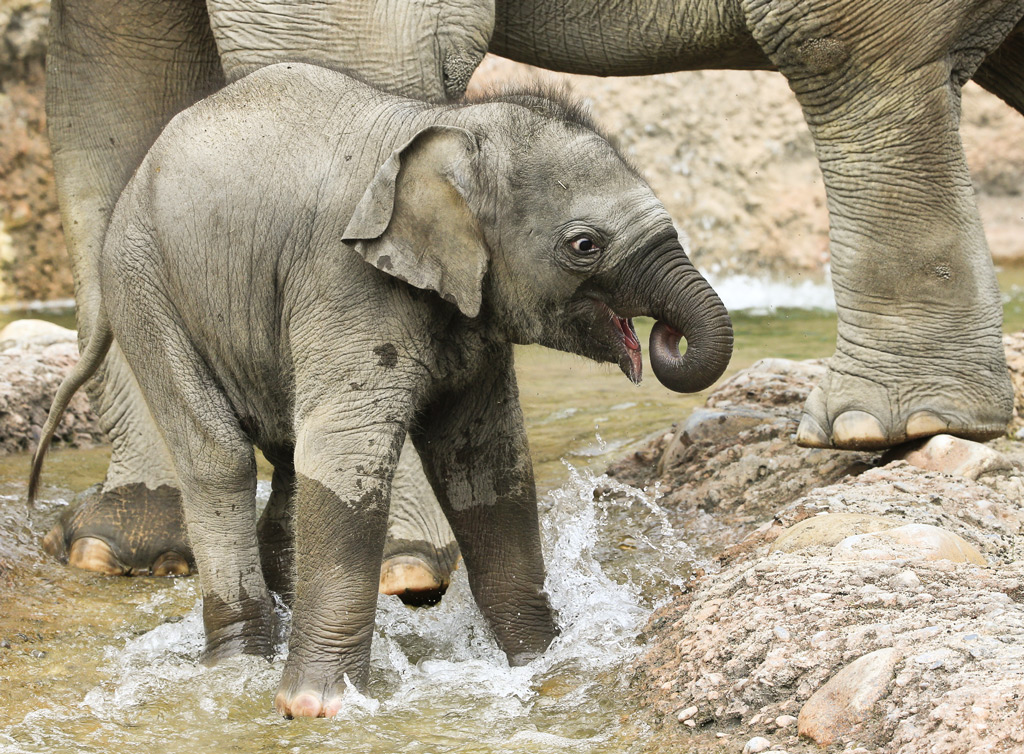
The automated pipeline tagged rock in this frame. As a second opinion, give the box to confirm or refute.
[898,434,1016,481]
[703,358,828,419]
[0,318,75,346]
[622,361,1024,754]
[677,705,698,722]
[775,714,797,728]
[0,320,101,454]
[606,358,878,558]
[657,407,782,475]
[890,569,921,590]
[742,736,771,754]
[770,513,897,554]
[797,647,902,746]
[832,524,987,566]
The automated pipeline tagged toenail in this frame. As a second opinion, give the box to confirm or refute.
[379,557,443,595]
[832,410,888,449]
[68,537,127,576]
[289,693,323,718]
[905,411,949,439]
[152,551,191,577]
[796,414,831,448]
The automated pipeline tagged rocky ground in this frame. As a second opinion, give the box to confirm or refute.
[0,318,101,454]
[0,0,68,302]
[616,345,1024,754]
[2,6,1024,301]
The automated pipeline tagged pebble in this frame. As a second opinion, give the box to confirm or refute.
[798,647,902,746]
[775,714,797,728]
[677,705,698,722]
[899,434,1013,481]
[891,569,922,590]
[742,737,771,754]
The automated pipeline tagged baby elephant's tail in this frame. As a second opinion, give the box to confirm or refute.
[27,316,114,503]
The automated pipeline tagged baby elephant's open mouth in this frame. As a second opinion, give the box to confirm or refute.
[590,299,643,384]
[613,314,643,384]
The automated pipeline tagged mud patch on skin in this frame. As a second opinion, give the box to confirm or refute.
[373,343,399,369]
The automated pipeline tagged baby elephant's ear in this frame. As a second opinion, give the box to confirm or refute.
[342,125,487,318]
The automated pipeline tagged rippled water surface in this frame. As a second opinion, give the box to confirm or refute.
[2,271,1023,752]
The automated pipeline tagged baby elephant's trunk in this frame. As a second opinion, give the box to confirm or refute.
[615,237,733,393]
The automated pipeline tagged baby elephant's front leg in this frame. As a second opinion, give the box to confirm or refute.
[274,415,402,718]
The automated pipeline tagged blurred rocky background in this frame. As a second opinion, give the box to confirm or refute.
[3,3,1024,302]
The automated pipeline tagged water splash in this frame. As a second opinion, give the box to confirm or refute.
[10,466,697,753]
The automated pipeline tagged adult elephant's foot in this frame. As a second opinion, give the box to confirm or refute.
[796,345,1013,451]
[379,538,460,606]
[41,484,192,577]
[381,437,461,605]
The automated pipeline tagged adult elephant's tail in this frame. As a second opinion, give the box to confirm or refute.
[28,316,114,503]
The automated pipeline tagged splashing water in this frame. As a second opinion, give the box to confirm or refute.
[0,467,700,754]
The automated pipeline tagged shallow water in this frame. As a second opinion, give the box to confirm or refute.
[2,271,1023,752]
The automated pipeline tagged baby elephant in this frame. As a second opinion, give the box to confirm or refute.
[30,63,732,717]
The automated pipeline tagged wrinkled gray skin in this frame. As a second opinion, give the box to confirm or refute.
[490,0,1024,450]
[44,0,493,593]
[31,65,733,716]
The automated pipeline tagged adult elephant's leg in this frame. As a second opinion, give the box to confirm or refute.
[742,0,1022,449]
[41,0,224,573]
[380,438,460,605]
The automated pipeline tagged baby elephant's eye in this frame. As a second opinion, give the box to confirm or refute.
[570,236,600,254]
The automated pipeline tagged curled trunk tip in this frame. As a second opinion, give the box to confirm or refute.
[650,318,733,393]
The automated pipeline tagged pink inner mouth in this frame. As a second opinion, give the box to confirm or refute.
[616,317,641,351]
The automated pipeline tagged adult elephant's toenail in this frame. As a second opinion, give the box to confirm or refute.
[796,414,831,448]
[41,524,69,561]
[68,537,128,575]
[905,411,949,439]
[831,411,888,449]
[151,550,191,577]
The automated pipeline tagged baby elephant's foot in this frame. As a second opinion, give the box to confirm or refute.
[42,484,193,576]
[796,366,1013,450]
[274,668,357,718]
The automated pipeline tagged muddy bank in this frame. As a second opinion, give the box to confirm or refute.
[618,350,1024,753]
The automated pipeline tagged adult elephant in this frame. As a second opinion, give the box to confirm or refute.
[42,0,492,598]
[45,0,1024,583]
[491,0,1024,450]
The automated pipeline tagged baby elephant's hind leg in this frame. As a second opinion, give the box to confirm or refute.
[116,320,274,661]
